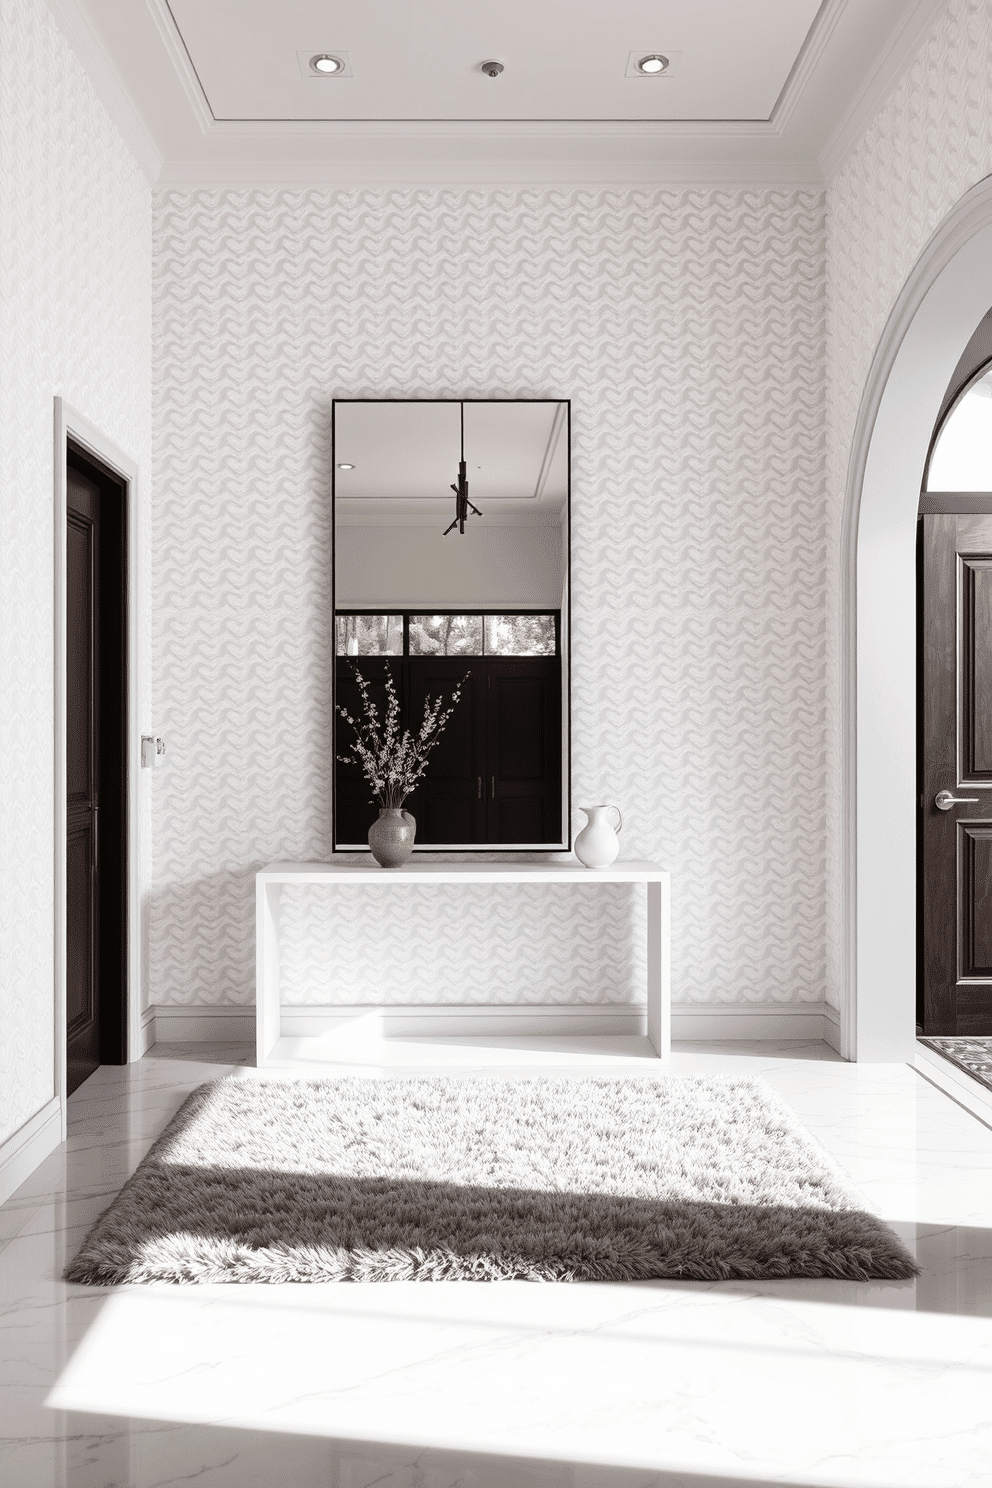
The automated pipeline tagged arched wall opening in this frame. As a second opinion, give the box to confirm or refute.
[843,174,992,1061]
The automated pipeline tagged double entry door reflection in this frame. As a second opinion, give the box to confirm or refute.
[335,655,561,847]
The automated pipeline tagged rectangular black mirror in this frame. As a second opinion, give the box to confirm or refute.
[332,399,570,851]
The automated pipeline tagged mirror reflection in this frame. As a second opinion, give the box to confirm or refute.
[332,399,570,851]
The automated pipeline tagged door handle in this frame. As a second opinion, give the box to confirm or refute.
[935,789,980,811]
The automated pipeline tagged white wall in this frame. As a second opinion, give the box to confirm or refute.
[336,523,564,608]
[152,187,827,1014]
[0,0,152,1149]
[825,0,992,1017]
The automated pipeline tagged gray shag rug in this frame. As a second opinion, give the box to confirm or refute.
[64,1075,918,1285]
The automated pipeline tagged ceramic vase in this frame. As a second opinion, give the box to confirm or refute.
[574,804,623,868]
[368,808,416,868]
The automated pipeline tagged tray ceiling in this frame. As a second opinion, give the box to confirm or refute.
[49,0,947,184]
[166,0,821,124]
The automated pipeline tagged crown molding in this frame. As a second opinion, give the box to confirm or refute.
[146,0,213,133]
[768,0,851,134]
[46,0,163,183]
[818,0,948,182]
[154,157,824,191]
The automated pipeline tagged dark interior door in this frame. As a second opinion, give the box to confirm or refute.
[66,467,101,1092]
[66,449,128,1093]
[488,660,561,844]
[922,513,992,1033]
[406,659,487,843]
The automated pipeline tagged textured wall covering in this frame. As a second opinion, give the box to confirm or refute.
[151,188,826,1011]
[0,0,151,1143]
[824,0,992,1005]
[278,884,646,1006]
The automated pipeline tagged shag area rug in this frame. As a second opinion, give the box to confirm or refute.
[919,1036,992,1094]
[64,1076,917,1285]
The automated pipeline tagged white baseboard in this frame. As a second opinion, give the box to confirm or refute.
[138,1006,156,1057]
[148,1004,255,1043]
[146,1000,840,1048]
[671,1002,836,1043]
[0,1096,62,1206]
[824,1003,842,1054]
[280,1003,647,1039]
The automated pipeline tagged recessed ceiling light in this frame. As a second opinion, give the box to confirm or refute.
[310,53,345,75]
[337,462,355,469]
[636,54,669,75]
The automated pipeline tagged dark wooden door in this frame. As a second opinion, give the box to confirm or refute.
[65,449,128,1092]
[922,513,992,1033]
[66,467,101,1092]
[406,659,487,843]
[488,660,561,844]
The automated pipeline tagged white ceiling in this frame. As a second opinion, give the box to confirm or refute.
[166,0,821,123]
[334,401,568,526]
[49,0,947,185]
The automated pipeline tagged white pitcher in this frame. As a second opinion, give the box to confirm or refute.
[574,805,623,868]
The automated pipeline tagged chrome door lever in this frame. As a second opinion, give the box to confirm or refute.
[935,789,980,811]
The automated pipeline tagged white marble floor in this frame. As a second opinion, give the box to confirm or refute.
[3,1035,992,1488]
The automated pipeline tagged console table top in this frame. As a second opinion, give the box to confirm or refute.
[258,859,668,885]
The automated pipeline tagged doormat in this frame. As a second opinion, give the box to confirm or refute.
[919,1036,992,1094]
[64,1075,918,1285]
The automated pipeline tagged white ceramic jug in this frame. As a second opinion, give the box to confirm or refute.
[574,805,623,868]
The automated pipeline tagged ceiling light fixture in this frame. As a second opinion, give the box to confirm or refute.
[310,53,345,75]
[480,60,504,78]
[444,403,482,536]
[636,54,669,74]
[337,462,355,469]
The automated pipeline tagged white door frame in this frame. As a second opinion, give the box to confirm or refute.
[54,399,144,1131]
[842,174,992,1061]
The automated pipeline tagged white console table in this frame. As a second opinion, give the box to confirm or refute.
[256,860,671,1066]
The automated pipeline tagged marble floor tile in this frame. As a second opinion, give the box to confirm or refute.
[3,1038,992,1486]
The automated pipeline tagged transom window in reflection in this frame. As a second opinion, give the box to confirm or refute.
[335,612,558,657]
[335,613,403,657]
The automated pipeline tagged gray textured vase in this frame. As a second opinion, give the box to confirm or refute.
[368,808,416,868]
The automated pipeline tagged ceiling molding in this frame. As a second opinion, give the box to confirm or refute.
[154,159,824,191]
[817,0,948,181]
[768,0,850,134]
[53,0,934,192]
[46,0,163,183]
[146,0,213,133]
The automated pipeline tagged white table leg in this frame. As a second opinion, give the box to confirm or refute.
[645,877,671,1058]
[256,879,282,1066]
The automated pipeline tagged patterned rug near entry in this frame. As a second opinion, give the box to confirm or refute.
[919,1037,992,1094]
[64,1075,918,1285]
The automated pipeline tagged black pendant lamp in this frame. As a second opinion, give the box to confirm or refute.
[443,402,482,535]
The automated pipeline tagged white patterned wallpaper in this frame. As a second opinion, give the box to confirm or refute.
[151,187,828,1012]
[824,0,992,1005]
[278,884,646,1006]
[0,0,151,1144]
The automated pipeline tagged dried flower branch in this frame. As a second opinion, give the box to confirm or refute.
[336,666,469,809]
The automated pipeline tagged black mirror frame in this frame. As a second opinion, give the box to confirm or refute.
[331,397,571,854]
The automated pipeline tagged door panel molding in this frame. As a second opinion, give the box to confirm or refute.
[54,399,142,1130]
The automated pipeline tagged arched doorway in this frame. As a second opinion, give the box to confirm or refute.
[843,174,992,1061]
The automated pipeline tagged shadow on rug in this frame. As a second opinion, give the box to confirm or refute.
[65,1075,918,1285]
